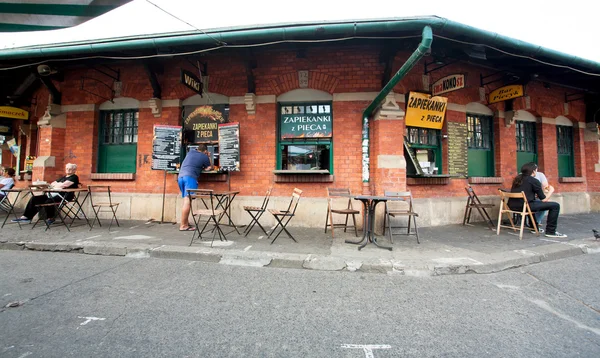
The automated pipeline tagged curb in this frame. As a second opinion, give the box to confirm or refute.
[1,239,599,276]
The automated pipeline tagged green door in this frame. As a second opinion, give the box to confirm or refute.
[556,125,574,177]
[467,114,494,177]
[516,121,537,171]
[98,110,138,173]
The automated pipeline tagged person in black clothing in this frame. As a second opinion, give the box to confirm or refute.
[12,163,80,224]
[508,162,567,238]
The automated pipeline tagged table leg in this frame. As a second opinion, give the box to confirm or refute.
[345,199,368,245]
[1,192,22,229]
[69,192,91,229]
[366,200,392,251]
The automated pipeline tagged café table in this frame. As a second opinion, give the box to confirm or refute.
[345,195,405,251]
[1,188,30,229]
[43,188,92,229]
[212,190,241,235]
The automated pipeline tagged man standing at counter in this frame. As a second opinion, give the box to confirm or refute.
[178,144,212,231]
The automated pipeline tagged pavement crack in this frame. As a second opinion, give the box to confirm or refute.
[27,259,134,304]
[101,312,123,341]
[525,272,600,315]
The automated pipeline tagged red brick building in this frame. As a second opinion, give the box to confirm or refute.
[1,17,599,227]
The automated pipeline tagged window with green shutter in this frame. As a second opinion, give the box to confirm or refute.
[467,114,494,177]
[98,110,138,173]
[406,127,442,175]
[556,125,574,177]
[516,121,537,171]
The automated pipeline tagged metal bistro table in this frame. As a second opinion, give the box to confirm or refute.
[1,188,31,229]
[43,188,91,228]
[345,195,404,251]
[213,191,241,235]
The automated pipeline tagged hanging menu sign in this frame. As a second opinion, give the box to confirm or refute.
[152,125,182,171]
[218,122,240,172]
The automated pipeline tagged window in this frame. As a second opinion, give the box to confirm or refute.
[405,127,441,175]
[556,125,574,177]
[98,109,138,173]
[277,103,332,172]
[467,114,494,177]
[516,121,537,171]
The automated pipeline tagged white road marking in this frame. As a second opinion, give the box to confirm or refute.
[341,344,391,358]
[258,236,264,240]
[17,353,33,358]
[129,225,139,229]
[78,316,106,326]
[244,245,252,252]
[529,299,600,336]
[84,235,101,240]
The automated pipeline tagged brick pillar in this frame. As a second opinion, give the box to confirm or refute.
[583,122,600,210]
[495,111,518,181]
[370,93,406,196]
[31,104,66,182]
[573,122,586,178]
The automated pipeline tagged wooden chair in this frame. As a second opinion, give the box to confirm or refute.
[383,191,419,244]
[88,185,120,230]
[268,188,303,244]
[31,201,70,231]
[324,187,360,238]
[496,189,539,240]
[243,187,273,237]
[463,185,495,230]
[188,189,226,247]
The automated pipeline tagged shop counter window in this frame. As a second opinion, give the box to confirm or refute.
[467,114,494,177]
[98,109,138,173]
[405,127,441,175]
[277,103,333,173]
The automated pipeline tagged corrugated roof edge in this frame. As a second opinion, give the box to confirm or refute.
[0,15,598,74]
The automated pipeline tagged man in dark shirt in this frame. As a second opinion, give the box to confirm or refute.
[508,162,566,238]
[178,144,212,231]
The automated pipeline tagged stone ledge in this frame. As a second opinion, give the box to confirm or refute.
[559,177,585,183]
[91,173,136,180]
[274,174,334,183]
[468,177,504,184]
[407,177,450,185]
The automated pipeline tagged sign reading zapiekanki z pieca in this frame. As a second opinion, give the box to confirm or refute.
[280,113,332,139]
[405,92,448,130]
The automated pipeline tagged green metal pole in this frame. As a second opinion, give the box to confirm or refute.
[361,25,433,186]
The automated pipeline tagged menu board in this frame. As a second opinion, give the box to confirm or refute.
[218,122,240,172]
[447,122,468,177]
[152,125,182,171]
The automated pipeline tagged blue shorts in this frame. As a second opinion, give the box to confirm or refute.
[178,176,198,198]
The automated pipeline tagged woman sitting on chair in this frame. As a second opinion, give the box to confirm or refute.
[508,162,566,238]
[0,167,16,192]
[12,163,80,224]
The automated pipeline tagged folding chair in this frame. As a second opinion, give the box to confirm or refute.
[57,184,89,228]
[88,185,120,230]
[0,187,13,214]
[383,191,420,244]
[324,187,360,238]
[188,189,227,247]
[267,188,303,244]
[31,201,70,232]
[243,187,273,237]
[463,185,495,230]
[496,189,539,240]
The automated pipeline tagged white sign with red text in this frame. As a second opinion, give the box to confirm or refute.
[431,74,465,96]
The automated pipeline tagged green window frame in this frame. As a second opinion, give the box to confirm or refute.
[277,103,333,173]
[406,127,442,175]
[516,121,538,171]
[556,125,575,177]
[467,114,494,177]
[98,109,138,173]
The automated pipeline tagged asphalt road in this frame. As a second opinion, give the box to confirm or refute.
[1,251,599,358]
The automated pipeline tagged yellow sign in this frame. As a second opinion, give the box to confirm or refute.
[405,92,448,130]
[0,106,29,120]
[488,84,524,104]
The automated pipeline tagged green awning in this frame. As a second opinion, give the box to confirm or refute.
[0,0,131,32]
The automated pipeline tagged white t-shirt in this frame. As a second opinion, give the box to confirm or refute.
[0,177,14,190]
[534,172,548,188]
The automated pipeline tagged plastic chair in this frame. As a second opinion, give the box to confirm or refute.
[383,191,420,244]
[324,187,360,238]
[88,185,120,230]
[463,185,495,230]
[496,189,539,240]
[243,187,273,237]
[267,188,303,244]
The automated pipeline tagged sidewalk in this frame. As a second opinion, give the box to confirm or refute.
[1,212,599,276]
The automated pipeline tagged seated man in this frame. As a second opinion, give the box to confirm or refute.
[508,162,566,238]
[12,163,79,224]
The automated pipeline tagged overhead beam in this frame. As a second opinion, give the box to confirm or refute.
[144,62,162,99]
[38,75,61,104]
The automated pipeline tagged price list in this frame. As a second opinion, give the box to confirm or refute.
[152,125,182,171]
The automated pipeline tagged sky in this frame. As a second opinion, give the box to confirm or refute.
[0,0,598,63]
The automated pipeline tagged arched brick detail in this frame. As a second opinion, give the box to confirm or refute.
[268,71,340,96]
[208,78,237,97]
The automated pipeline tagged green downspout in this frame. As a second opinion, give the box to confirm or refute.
[361,25,433,191]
